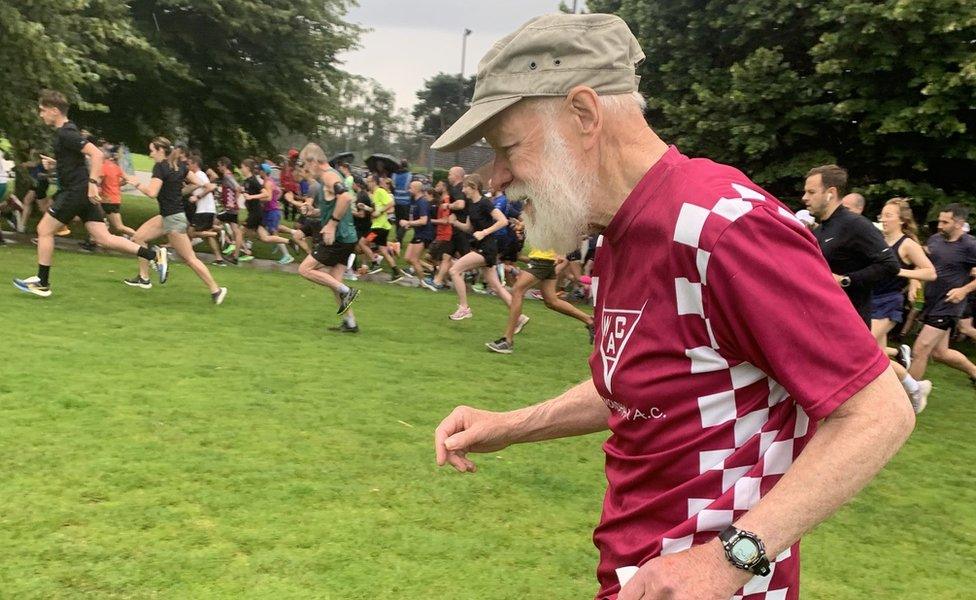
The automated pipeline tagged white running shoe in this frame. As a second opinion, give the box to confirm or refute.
[910,380,931,415]
[514,314,530,335]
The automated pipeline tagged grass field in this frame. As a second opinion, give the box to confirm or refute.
[1,245,974,599]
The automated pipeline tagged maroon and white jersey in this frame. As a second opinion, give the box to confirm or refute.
[588,147,888,600]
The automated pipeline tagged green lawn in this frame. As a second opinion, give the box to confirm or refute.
[0,246,973,599]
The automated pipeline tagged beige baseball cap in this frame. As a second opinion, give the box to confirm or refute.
[431,13,645,152]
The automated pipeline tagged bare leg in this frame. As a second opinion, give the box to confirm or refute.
[931,329,976,378]
[504,271,539,342]
[168,231,219,293]
[909,325,946,380]
[406,242,427,279]
[257,225,290,245]
[298,254,343,292]
[132,216,165,280]
[35,213,61,266]
[540,279,594,325]
[957,317,976,343]
[85,220,151,255]
[107,213,137,237]
[871,318,894,348]
[449,252,485,309]
[434,254,452,286]
[484,264,513,307]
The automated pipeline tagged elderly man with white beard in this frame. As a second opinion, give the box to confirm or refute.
[431,13,914,600]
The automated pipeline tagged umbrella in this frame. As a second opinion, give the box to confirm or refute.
[365,153,400,176]
[328,152,354,168]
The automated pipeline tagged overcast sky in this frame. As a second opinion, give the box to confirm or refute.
[339,0,589,112]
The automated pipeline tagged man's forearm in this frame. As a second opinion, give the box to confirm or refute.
[733,367,914,558]
[505,379,609,444]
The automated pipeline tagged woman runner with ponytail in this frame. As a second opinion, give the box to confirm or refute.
[125,137,227,304]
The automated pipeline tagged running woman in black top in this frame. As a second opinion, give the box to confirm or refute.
[13,90,164,297]
[125,137,226,304]
[874,198,936,413]
[446,174,527,324]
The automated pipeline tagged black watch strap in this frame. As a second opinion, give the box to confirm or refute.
[330,216,342,223]
[719,526,771,577]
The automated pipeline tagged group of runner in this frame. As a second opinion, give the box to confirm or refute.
[7,89,596,346]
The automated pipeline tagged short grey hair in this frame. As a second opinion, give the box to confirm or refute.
[532,91,647,119]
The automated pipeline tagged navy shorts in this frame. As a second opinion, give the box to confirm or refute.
[263,209,282,232]
[871,291,904,323]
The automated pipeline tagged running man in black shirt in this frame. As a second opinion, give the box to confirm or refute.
[909,203,976,386]
[13,90,164,297]
[803,165,900,325]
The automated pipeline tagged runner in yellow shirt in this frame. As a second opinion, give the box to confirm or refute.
[486,248,595,354]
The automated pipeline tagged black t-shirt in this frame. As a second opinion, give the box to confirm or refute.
[53,121,89,192]
[814,205,899,322]
[923,233,976,317]
[243,175,264,214]
[354,190,374,231]
[152,161,189,217]
[468,197,497,233]
[449,182,469,222]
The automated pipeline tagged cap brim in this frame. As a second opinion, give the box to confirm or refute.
[431,96,523,152]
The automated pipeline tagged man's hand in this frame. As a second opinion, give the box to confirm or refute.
[398,219,409,228]
[434,406,516,473]
[473,230,487,241]
[40,155,56,170]
[321,221,336,245]
[88,182,101,204]
[617,540,749,600]
[946,287,968,304]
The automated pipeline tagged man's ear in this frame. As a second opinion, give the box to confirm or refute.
[565,86,602,151]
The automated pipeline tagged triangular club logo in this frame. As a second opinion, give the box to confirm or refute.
[600,301,648,394]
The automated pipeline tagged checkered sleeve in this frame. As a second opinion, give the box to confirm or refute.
[702,207,890,421]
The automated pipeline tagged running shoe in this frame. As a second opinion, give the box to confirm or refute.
[528,289,544,301]
[225,255,239,266]
[12,277,51,297]
[212,287,228,305]
[277,253,295,265]
[486,338,513,354]
[79,240,97,252]
[389,273,405,284]
[56,226,71,236]
[328,322,360,334]
[123,276,152,289]
[471,283,488,294]
[449,306,473,321]
[222,243,236,255]
[337,287,360,315]
[191,237,204,247]
[343,270,358,281]
[367,266,384,275]
[421,277,442,292]
[212,259,227,267]
[896,344,912,371]
[154,246,169,283]
[910,380,931,415]
[238,254,254,262]
[514,314,530,335]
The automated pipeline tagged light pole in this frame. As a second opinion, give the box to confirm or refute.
[455,27,473,163]
[461,28,472,77]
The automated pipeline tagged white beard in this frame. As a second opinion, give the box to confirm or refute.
[506,129,595,255]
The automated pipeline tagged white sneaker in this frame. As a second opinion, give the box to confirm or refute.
[191,237,204,246]
[910,380,931,415]
[277,253,295,265]
[514,314,530,335]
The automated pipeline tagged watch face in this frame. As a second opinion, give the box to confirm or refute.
[731,538,760,564]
